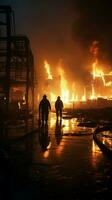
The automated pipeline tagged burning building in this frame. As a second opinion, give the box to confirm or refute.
[37,44,112,109]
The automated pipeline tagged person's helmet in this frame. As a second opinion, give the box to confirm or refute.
[43,94,47,98]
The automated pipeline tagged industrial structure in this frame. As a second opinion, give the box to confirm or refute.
[0,6,35,120]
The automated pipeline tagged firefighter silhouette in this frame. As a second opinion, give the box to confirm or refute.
[39,94,51,124]
[55,96,63,119]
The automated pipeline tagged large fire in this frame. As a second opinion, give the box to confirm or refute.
[38,42,112,108]
[38,59,112,108]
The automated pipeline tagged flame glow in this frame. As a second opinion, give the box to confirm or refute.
[92,59,105,85]
[39,57,112,108]
[44,60,53,80]
[58,67,69,103]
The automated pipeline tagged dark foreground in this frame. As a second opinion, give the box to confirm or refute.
[0,111,112,200]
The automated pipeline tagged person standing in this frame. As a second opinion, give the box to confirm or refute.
[39,95,51,124]
[55,96,63,119]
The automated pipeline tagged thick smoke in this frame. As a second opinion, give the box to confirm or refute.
[1,0,112,86]
[72,0,112,63]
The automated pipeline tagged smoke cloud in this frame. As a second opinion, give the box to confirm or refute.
[1,0,112,86]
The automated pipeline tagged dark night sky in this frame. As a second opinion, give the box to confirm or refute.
[1,0,112,82]
[72,1,112,58]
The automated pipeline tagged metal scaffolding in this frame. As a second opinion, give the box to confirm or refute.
[0,6,34,119]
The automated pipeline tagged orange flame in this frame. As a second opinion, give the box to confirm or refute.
[92,59,105,85]
[58,67,69,103]
[81,87,86,101]
[39,58,112,107]
[44,60,53,80]
[90,84,96,100]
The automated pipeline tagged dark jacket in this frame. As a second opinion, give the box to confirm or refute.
[55,99,63,111]
[39,98,51,113]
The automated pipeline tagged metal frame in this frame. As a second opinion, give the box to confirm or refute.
[0,6,34,119]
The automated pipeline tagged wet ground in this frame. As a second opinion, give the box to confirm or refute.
[0,112,112,199]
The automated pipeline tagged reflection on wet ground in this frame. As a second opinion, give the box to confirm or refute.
[55,119,63,145]
[1,112,112,199]
[38,123,51,151]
